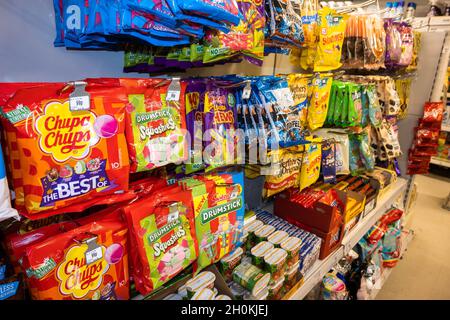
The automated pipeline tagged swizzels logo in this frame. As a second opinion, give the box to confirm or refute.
[35,101,99,162]
[56,244,109,299]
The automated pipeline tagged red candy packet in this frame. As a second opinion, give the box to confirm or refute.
[422,102,444,123]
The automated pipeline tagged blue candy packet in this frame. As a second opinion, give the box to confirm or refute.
[175,0,242,26]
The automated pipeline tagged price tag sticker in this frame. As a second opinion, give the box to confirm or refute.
[166,78,181,102]
[70,82,90,111]
[85,237,103,265]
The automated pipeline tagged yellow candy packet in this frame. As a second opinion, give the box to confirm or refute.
[263,146,304,197]
[307,73,333,131]
[299,136,322,191]
[286,73,312,127]
[313,8,348,72]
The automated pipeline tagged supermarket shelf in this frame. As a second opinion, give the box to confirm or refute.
[288,178,407,300]
[441,124,450,132]
[368,229,415,300]
[430,156,450,168]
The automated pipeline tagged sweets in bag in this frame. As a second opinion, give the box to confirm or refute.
[123,185,198,295]
[124,78,188,172]
[307,74,333,131]
[299,136,322,190]
[314,8,347,72]
[21,214,129,300]
[3,82,130,217]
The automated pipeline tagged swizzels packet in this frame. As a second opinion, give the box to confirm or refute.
[4,83,130,217]
[21,215,129,300]
[314,8,347,72]
[125,79,188,172]
[123,186,198,295]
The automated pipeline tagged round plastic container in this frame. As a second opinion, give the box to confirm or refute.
[245,220,264,249]
[254,224,276,243]
[219,247,244,282]
[267,230,289,248]
[250,241,274,268]
[232,262,271,296]
[244,288,269,300]
[216,294,232,300]
[186,271,216,299]
[280,236,302,267]
[163,293,183,300]
[284,260,300,291]
[228,282,247,300]
[191,288,216,300]
[268,277,285,300]
[322,273,348,300]
[264,248,287,284]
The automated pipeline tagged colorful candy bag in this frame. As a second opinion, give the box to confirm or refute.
[175,0,242,26]
[181,171,245,273]
[124,78,188,172]
[123,185,198,295]
[314,8,347,72]
[203,0,265,65]
[384,20,402,69]
[398,23,414,67]
[263,146,303,197]
[269,0,304,47]
[321,140,336,184]
[21,214,130,300]
[286,73,311,128]
[3,82,130,217]
[307,74,333,131]
[301,0,319,48]
[0,144,18,222]
[299,136,322,190]
[203,81,238,171]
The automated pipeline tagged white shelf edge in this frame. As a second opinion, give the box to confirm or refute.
[288,178,408,300]
[430,156,450,168]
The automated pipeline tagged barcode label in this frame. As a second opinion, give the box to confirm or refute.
[70,96,90,111]
[85,246,103,264]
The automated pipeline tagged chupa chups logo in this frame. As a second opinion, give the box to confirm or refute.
[57,244,109,299]
[35,101,99,163]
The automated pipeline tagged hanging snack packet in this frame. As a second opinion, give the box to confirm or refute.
[299,136,322,190]
[123,186,198,295]
[423,102,444,123]
[263,146,303,197]
[321,140,336,184]
[3,82,130,217]
[366,84,383,128]
[301,0,319,48]
[384,20,402,69]
[314,8,347,72]
[174,0,242,26]
[349,134,365,175]
[363,15,386,70]
[203,81,238,171]
[358,131,375,171]
[307,74,333,131]
[21,215,130,300]
[384,78,401,116]
[347,83,362,127]
[398,23,414,67]
[395,78,412,119]
[125,78,188,172]
[270,0,304,47]
[203,0,265,65]
[185,79,206,174]
[286,73,311,128]
[360,86,370,128]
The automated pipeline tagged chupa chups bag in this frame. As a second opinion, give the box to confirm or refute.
[314,8,347,72]
[185,79,206,174]
[175,0,242,27]
[263,146,303,197]
[4,82,130,217]
[203,0,265,65]
[203,80,238,171]
[181,171,245,274]
[124,78,188,172]
[21,215,129,300]
[122,186,198,295]
[307,74,333,131]
[299,136,322,190]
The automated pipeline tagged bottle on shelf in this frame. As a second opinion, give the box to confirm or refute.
[391,2,399,18]
[384,2,393,17]
[396,1,405,20]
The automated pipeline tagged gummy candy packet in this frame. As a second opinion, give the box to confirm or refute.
[21,214,130,300]
[185,79,206,174]
[124,78,188,173]
[363,15,386,70]
[347,83,362,127]
[3,82,130,217]
[203,0,265,65]
[398,23,414,67]
[314,8,347,72]
[301,0,319,48]
[203,80,238,171]
[263,146,303,197]
[180,171,245,274]
[384,20,402,69]
[123,185,198,295]
[307,74,333,131]
[299,136,322,190]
